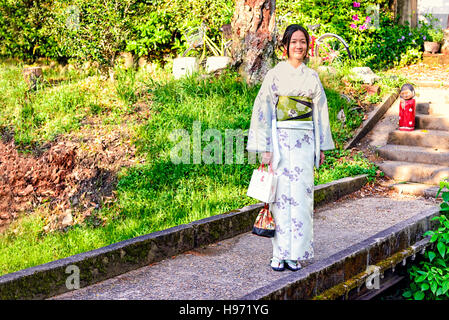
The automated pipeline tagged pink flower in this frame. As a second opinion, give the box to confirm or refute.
[353,2,360,7]
[352,14,359,21]
[350,23,357,29]
[365,16,372,23]
[359,24,367,31]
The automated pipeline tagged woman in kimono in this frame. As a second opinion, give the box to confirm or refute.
[247,24,335,272]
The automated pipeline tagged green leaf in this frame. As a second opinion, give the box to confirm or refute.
[430,233,439,243]
[443,281,449,294]
[428,251,436,262]
[424,230,434,237]
[421,283,430,291]
[431,281,438,294]
[437,242,446,258]
[417,270,427,275]
[416,275,427,283]
[441,202,449,211]
[414,291,425,300]
[402,290,412,298]
[442,191,449,203]
[436,258,447,268]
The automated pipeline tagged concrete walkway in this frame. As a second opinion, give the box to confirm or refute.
[40,85,447,300]
[50,194,438,300]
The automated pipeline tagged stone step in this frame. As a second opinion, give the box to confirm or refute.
[415,114,449,131]
[387,129,449,149]
[377,160,449,185]
[377,144,449,166]
[417,102,449,116]
[390,182,442,199]
[422,53,449,67]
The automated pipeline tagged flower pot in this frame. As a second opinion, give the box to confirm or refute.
[424,41,441,54]
[173,57,199,79]
[205,56,231,73]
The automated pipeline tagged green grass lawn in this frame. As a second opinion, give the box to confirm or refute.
[0,61,385,276]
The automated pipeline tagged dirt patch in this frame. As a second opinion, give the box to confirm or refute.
[386,62,449,84]
[0,137,76,230]
[0,115,144,233]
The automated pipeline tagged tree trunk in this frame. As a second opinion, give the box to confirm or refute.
[231,0,277,85]
[22,67,43,90]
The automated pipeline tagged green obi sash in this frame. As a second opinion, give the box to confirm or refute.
[276,96,313,121]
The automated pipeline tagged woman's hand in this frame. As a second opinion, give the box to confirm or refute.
[261,152,272,164]
[319,150,325,166]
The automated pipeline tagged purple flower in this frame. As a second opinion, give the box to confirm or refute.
[303,251,311,260]
[258,108,264,121]
[276,225,286,235]
[423,35,427,40]
[352,14,359,21]
[294,166,303,174]
[278,247,289,258]
[292,218,303,230]
[353,2,360,7]
[302,134,312,144]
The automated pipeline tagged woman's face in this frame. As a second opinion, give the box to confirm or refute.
[288,30,308,62]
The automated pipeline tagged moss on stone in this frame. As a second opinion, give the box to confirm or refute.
[312,245,427,300]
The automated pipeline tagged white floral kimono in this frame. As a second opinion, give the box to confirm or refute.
[247,61,335,262]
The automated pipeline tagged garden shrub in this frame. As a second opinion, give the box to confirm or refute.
[403,180,449,300]
[125,10,176,62]
[0,0,60,62]
[0,0,438,70]
[126,0,234,61]
[46,0,134,68]
[276,0,431,70]
[0,0,234,65]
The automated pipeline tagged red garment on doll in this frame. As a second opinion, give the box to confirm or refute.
[399,98,415,131]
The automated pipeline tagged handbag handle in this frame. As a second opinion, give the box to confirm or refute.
[258,163,274,174]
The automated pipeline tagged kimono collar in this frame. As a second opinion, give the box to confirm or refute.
[280,61,306,75]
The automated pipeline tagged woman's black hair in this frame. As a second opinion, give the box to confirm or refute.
[281,24,310,58]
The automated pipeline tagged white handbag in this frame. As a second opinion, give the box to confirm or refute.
[247,163,278,203]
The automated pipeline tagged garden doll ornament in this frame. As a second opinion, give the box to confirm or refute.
[247,24,335,272]
[398,83,416,131]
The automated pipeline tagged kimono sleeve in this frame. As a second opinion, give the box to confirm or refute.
[246,70,276,153]
[312,72,335,151]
